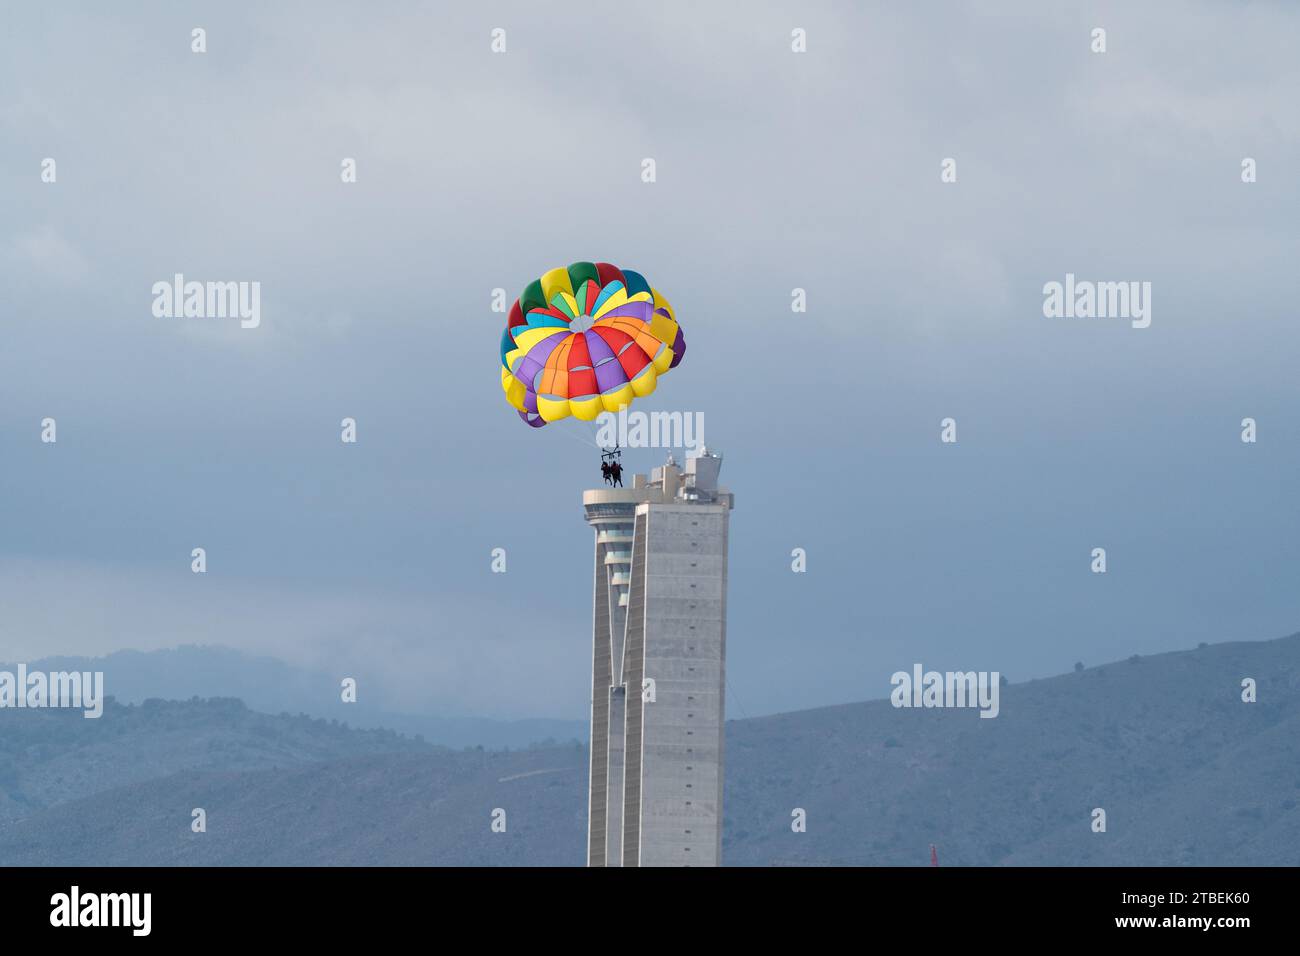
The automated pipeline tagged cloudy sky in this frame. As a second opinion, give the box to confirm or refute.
[2,1,1297,720]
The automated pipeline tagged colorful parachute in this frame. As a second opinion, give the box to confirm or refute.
[499,262,685,428]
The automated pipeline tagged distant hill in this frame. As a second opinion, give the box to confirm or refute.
[723,632,1300,866]
[1,645,587,750]
[0,749,587,866]
[1,633,1297,865]
[0,696,431,827]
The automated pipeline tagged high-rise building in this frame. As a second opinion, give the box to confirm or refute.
[582,448,734,866]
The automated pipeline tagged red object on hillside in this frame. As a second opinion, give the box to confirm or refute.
[930,844,939,867]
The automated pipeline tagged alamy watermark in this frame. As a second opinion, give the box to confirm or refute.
[890,664,1000,719]
[1042,273,1151,328]
[50,886,150,936]
[0,664,104,718]
[594,406,704,451]
[152,273,261,329]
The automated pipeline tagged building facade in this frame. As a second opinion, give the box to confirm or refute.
[582,449,734,866]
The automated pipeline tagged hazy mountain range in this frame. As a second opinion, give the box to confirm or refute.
[1,645,587,750]
[1,632,1296,865]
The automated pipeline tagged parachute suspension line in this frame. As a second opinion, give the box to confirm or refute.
[552,422,591,450]
[555,417,601,450]
[578,416,603,450]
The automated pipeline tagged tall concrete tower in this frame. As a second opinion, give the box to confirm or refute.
[583,448,734,866]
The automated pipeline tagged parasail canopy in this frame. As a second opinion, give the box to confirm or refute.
[499,261,685,428]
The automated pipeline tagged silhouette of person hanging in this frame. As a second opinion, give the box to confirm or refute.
[601,460,612,484]
[611,461,623,487]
